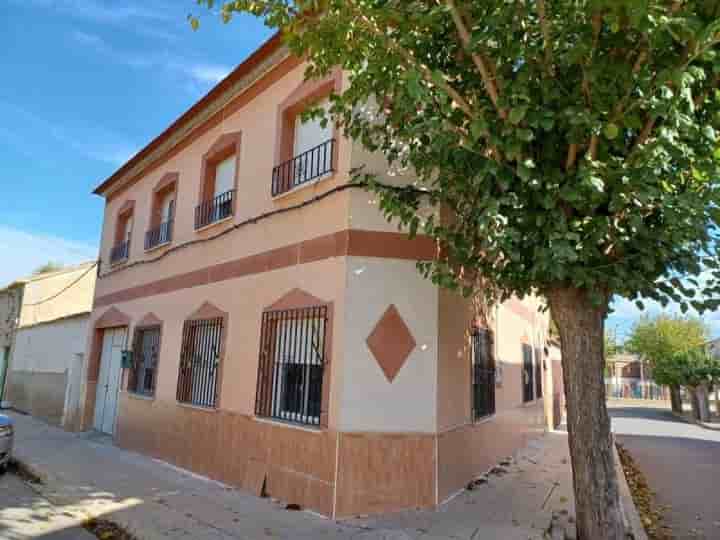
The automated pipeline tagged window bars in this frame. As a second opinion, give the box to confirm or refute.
[195,189,235,229]
[130,327,160,396]
[177,317,224,408]
[271,139,335,196]
[522,343,535,403]
[471,328,496,420]
[255,305,328,426]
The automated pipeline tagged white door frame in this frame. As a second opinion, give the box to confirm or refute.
[93,326,127,435]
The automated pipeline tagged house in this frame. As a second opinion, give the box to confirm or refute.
[2,262,96,428]
[78,34,563,518]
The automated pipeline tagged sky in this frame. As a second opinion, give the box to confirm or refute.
[0,1,716,339]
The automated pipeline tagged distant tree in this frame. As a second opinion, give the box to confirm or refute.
[626,315,709,412]
[604,327,621,359]
[32,262,64,276]
[656,349,720,421]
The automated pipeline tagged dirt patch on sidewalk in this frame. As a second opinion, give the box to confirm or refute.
[616,443,672,540]
[83,518,138,540]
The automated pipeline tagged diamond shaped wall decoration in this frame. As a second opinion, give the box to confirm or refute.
[366,304,416,383]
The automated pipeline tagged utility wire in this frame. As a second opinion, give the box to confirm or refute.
[24,262,98,306]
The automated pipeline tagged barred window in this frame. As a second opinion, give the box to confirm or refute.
[130,326,160,396]
[471,328,496,420]
[255,306,327,426]
[522,343,534,403]
[177,317,223,408]
[535,347,543,399]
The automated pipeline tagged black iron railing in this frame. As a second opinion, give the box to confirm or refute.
[471,329,496,420]
[130,326,160,396]
[522,343,534,402]
[255,305,328,426]
[110,239,130,264]
[195,189,234,229]
[535,347,543,399]
[271,138,335,196]
[177,317,224,408]
[145,219,173,250]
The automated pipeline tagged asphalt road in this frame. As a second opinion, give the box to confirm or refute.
[0,472,95,540]
[609,403,720,540]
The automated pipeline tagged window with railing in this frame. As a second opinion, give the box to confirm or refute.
[522,343,535,403]
[110,239,130,264]
[195,189,235,229]
[471,328,496,420]
[177,317,224,408]
[129,326,161,396]
[534,347,543,399]
[146,188,175,250]
[272,138,335,196]
[255,305,328,426]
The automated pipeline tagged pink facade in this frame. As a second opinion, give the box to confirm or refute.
[81,35,564,517]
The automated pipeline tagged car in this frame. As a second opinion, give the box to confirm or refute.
[0,414,14,473]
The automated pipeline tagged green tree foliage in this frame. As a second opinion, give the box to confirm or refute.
[625,314,709,379]
[32,262,64,276]
[193,2,720,538]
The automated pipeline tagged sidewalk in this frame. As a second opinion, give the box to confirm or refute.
[7,412,575,540]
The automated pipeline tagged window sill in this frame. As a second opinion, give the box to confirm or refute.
[272,172,335,201]
[125,391,155,402]
[472,413,496,425]
[110,258,129,267]
[177,401,218,413]
[253,416,323,433]
[194,215,233,234]
[144,240,171,253]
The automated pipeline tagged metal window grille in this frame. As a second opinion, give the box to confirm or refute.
[145,208,174,250]
[131,327,160,396]
[110,239,130,264]
[195,189,235,229]
[522,343,534,402]
[471,328,496,420]
[534,347,543,399]
[255,305,327,426]
[271,139,335,196]
[177,317,223,408]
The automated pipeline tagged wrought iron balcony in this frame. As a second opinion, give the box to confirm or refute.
[145,219,173,250]
[271,138,335,197]
[110,240,130,264]
[195,189,235,230]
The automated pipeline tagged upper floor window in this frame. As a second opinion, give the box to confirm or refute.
[272,74,340,197]
[111,201,134,264]
[196,133,240,230]
[471,327,496,420]
[146,172,177,250]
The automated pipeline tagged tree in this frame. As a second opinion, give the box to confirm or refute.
[626,314,708,412]
[604,327,621,359]
[655,348,720,421]
[193,2,720,538]
[32,262,63,275]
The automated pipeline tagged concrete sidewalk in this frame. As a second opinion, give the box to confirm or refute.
[7,412,574,540]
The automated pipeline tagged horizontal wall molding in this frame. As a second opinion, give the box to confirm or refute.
[94,229,436,308]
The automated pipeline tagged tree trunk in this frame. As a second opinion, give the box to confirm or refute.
[669,384,683,413]
[696,384,711,422]
[548,286,625,540]
[689,386,701,420]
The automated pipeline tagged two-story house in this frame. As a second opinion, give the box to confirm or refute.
[79,34,564,518]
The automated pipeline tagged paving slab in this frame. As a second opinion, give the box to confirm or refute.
[7,411,574,540]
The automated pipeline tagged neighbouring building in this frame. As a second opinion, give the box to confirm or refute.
[605,352,668,400]
[78,34,564,518]
[3,262,96,428]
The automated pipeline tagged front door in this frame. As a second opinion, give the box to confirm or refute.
[94,327,126,435]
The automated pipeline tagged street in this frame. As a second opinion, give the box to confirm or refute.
[0,472,95,540]
[610,402,720,540]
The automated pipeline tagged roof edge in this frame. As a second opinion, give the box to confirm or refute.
[92,32,284,197]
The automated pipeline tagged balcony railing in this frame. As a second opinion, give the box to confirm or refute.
[110,239,130,264]
[195,189,235,230]
[145,219,173,250]
[271,138,335,196]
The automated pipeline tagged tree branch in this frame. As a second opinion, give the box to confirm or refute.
[536,0,554,75]
[445,0,507,119]
[566,143,579,170]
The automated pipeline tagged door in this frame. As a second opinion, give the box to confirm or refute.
[94,327,127,435]
[522,343,534,403]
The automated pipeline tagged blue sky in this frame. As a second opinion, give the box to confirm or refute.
[0,1,715,338]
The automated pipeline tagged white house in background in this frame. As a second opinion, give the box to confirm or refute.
[2,262,96,428]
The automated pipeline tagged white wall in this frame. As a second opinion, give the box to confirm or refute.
[340,257,438,433]
[11,316,88,374]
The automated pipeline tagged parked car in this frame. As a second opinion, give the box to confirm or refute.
[0,414,14,472]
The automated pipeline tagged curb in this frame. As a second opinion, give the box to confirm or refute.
[670,410,720,431]
[613,441,649,540]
